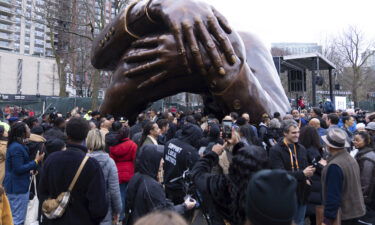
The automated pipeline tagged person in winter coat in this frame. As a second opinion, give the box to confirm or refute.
[43,117,67,142]
[258,114,270,143]
[264,118,283,150]
[105,121,123,152]
[27,125,46,160]
[109,126,137,221]
[38,117,108,225]
[139,121,160,147]
[269,119,315,225]
[198,123,223,148]
[0,185,13,225]
[126,145,196,225]
[191,144,269,225]
[3,122,44,225]
[163,123,202,205]
[354,131,375,223]
[299,125,327,225]
[87,129,122,225]
[0,125,7,184]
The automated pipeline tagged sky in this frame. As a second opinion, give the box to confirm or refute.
[203,0,375,49]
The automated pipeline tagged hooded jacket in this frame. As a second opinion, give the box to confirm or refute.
[87,151,122,225]
[126,145,186,224]
[163,123,202,193]
[109,138,137,183]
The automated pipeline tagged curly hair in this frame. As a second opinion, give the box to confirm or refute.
[227,145,269,225]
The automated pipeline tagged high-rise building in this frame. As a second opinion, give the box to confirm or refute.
[0,0,53,56]
[0,0,16,51]
[271,43,322,55]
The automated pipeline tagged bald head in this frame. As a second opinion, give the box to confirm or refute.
[242,113,250,123]
[101,119,111,129]
[309,118,320,129]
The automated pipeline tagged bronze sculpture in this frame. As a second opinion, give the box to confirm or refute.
[91,0,291,123]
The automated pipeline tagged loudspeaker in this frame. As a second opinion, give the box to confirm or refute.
[315,75,324,86]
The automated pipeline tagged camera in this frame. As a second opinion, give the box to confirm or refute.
[311,157,321,168]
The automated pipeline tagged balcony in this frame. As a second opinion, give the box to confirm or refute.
[0,6,14,16]
[0,32,12,41]
[34,39,44,46]
[0,0,13,8]
[0,23,12,32]
[0,14,12,24]
[0,41,12,50]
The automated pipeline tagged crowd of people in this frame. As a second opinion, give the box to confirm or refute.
[0,106,374,225]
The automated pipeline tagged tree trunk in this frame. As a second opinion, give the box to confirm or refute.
[58,62,67,97]
[91,70,100,110]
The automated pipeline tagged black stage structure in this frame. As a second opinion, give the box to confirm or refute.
[273,53,336,107]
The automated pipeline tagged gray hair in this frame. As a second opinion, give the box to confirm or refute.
[281,119,298,133]
[269,118,281,129]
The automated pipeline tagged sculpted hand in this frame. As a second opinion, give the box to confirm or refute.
[147,0,236,75]
[122,34,192,89]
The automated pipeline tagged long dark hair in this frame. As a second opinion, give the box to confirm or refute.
[140,121,156,146]
[239,125,258,146]
[227,145,268,225]
[8,122,27,147]
[299,126,322,150]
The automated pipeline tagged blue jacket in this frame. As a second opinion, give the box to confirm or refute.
[3,142,37,194]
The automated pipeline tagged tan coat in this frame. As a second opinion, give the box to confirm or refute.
[0,140,7,184]
[0,187,13,225]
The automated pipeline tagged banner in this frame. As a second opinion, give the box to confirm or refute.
[335,96,347,110]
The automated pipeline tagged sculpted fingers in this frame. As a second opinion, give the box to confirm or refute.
[196,19,225,75]
[123,49,162,63]
[137,71,168,89]
[208,18,236,64]
[212,7,232,34]
[123,59,164,78]
[182,22,206,75]
[170,22,190,73]
[131,36,160,48]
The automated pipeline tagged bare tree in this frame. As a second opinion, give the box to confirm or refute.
[323,26,375,106]
[334,26,375,106]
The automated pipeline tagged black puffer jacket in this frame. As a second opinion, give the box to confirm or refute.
[126,145,186,225]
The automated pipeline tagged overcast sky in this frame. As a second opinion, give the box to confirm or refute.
[203,0,375,48]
